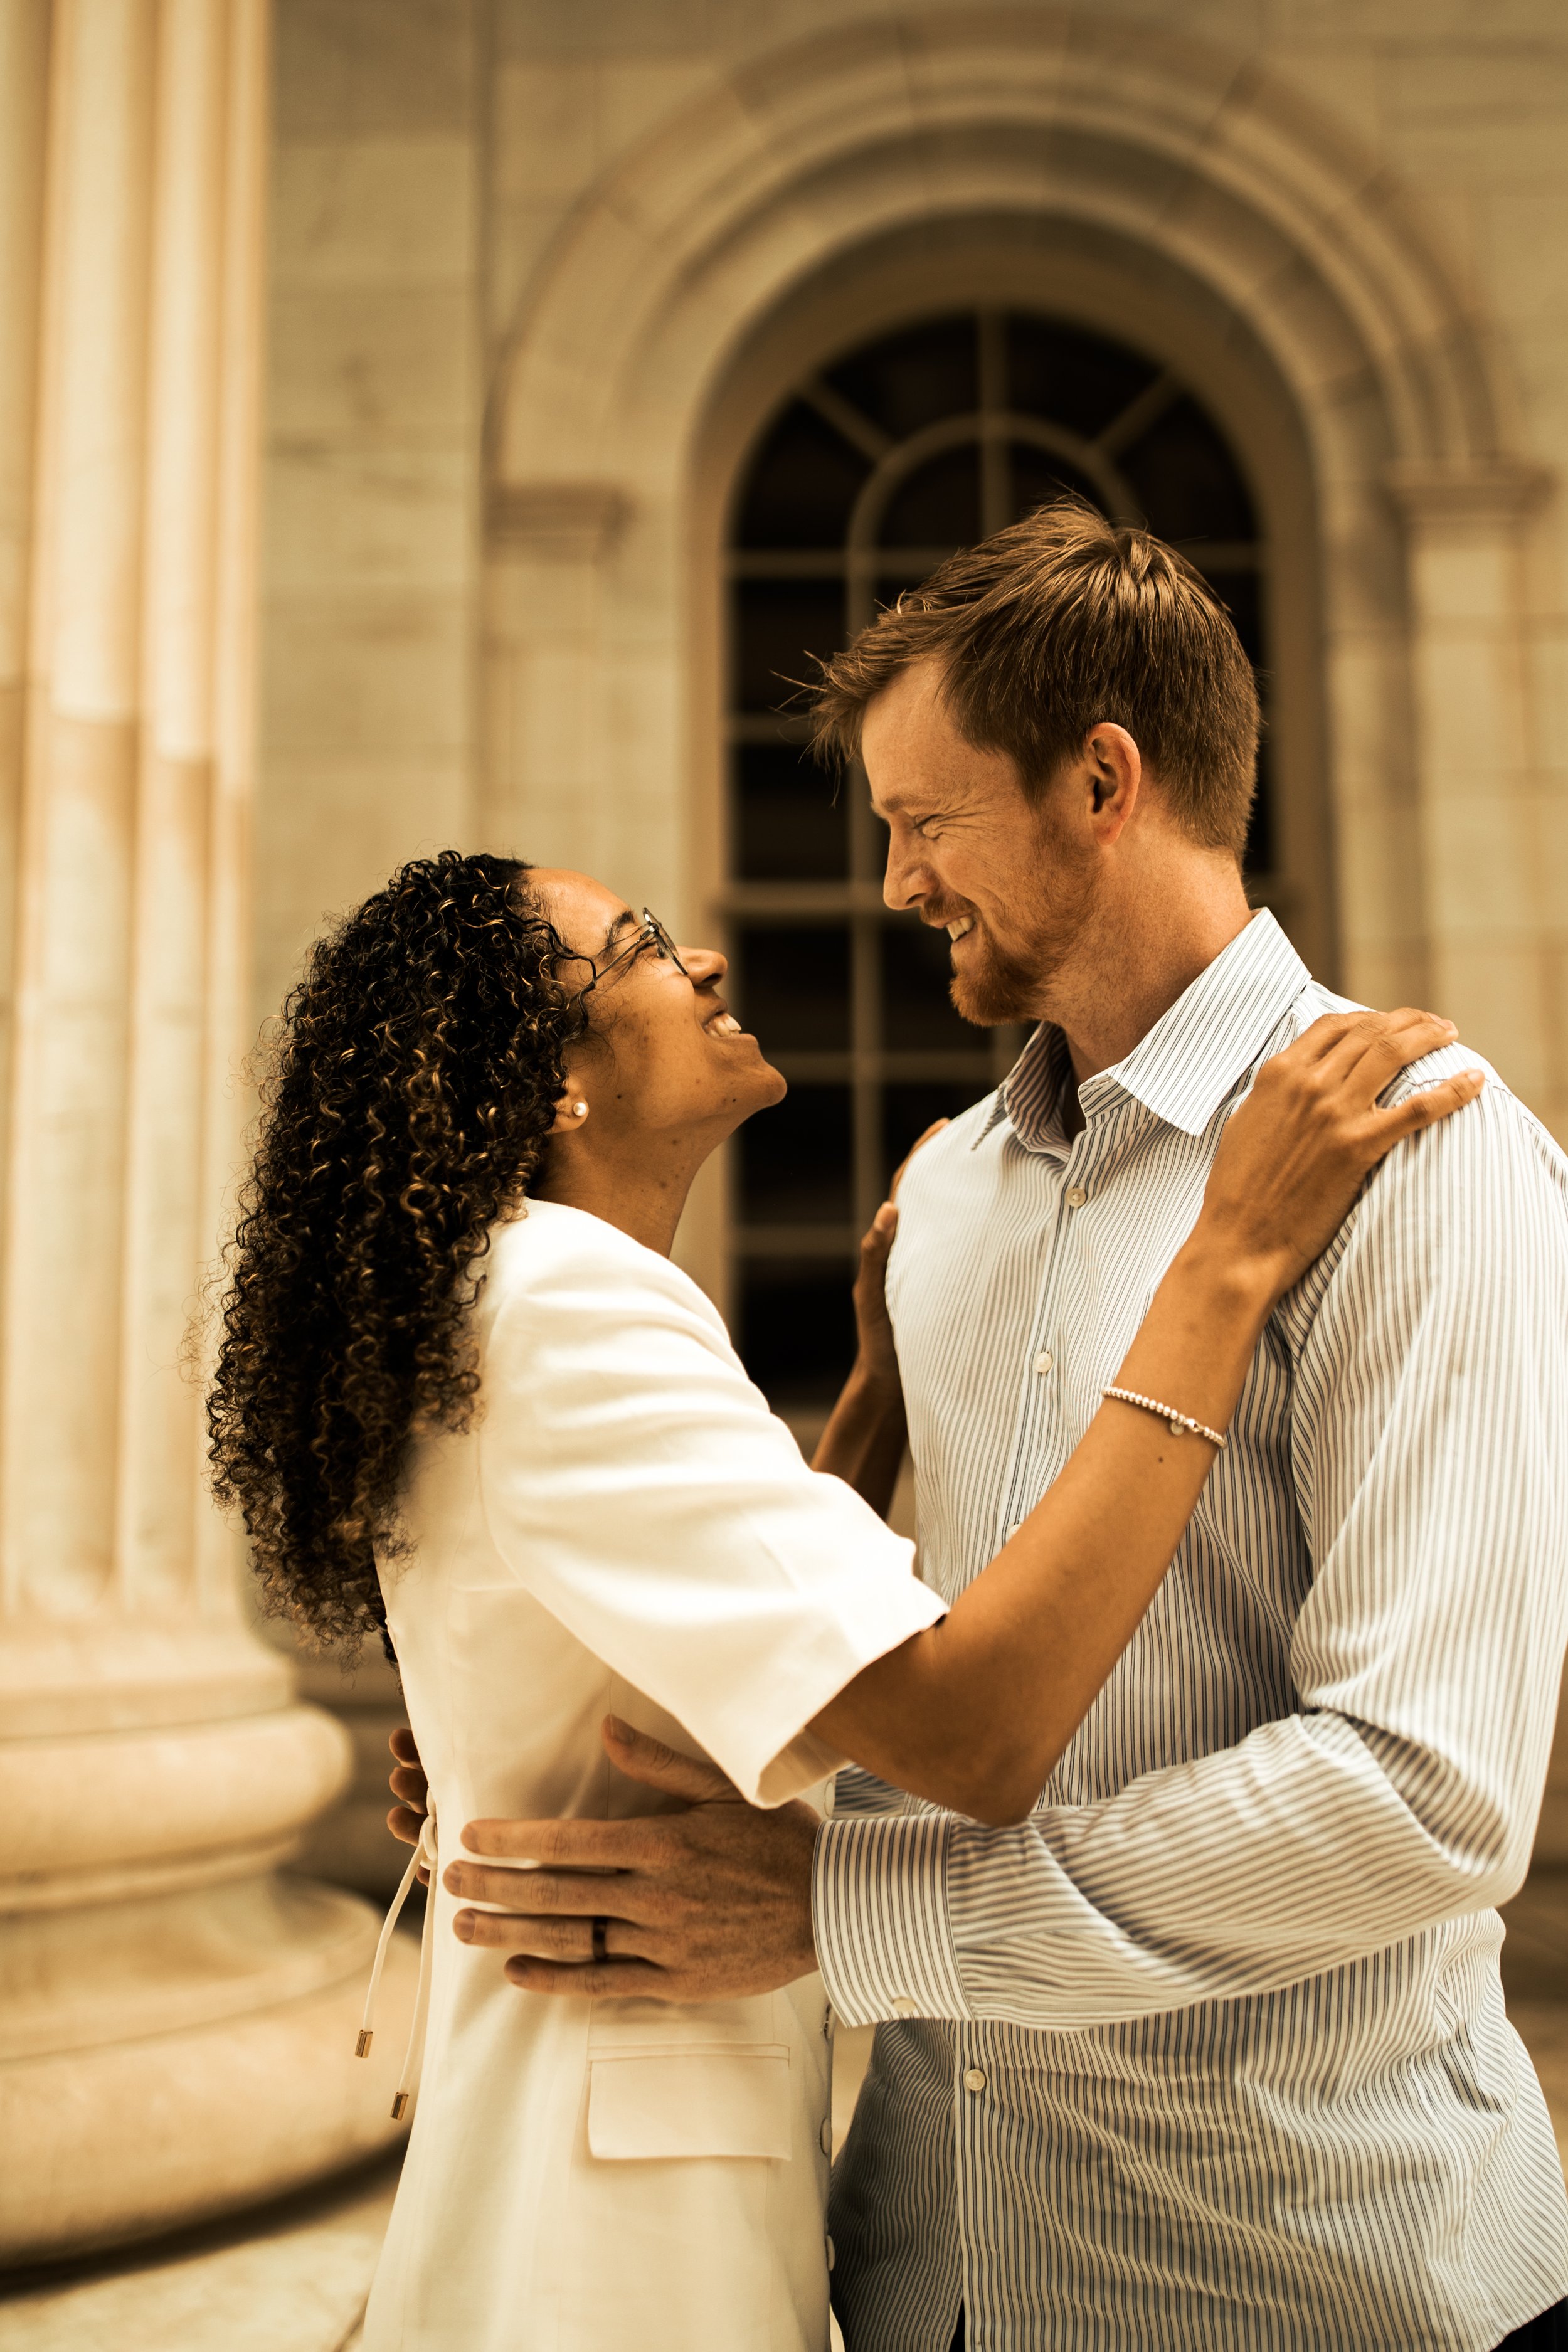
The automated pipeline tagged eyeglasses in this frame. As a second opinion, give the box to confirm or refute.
[570,908,689,1004]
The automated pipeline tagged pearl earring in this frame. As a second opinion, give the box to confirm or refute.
[571,1101,588,1118]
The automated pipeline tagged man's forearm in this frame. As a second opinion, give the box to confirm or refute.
[814,1705,1543,2033]
[812,1362,908,1522]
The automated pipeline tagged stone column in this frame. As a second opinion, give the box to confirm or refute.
[0,0,413,2266]
[0,0,46,1185]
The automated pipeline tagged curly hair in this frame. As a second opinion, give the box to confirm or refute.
[207,851,588,1653]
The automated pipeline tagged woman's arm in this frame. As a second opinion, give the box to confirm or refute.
[809,1010,1484,1827]
[810,1205,906,1514]
[811,1121,946,1517]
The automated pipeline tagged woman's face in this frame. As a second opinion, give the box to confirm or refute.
[533,869,787,1145]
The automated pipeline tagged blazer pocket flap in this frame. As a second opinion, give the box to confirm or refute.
[586,2050,792,2161]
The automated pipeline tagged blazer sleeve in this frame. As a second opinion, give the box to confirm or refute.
[473,1221,945,1806]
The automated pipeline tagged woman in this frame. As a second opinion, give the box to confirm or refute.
[208,852,1477,2352]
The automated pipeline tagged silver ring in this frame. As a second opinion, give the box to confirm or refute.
[591,1917,609,1964]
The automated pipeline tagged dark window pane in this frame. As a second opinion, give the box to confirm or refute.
[739,1088,852,1226]
[1009,442,1109,526]
[1005,316,1158,442]
[738,1260,857,1408]
[1120,395,1258,544]
[733,740,847,882]
[883,1081,993,1182]
[825,315,977,442]
[734,400,871,549]
[879,443,981,549]
[734,924,850,1051]
[881,918,983,1049]
[732,578,845,713]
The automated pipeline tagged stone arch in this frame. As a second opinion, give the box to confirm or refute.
[480,7,1559,1273]
[489,13,1510,487]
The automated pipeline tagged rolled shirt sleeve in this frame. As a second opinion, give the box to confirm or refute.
[814,1073,1568,2028]
[474,1214,946,1808]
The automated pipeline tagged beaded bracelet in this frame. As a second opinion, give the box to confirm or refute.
[1102,1385,1228,1450]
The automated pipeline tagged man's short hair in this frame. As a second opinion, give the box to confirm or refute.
[808,497,1261,860]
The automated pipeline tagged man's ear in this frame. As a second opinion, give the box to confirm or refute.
[1083,723,1142,839]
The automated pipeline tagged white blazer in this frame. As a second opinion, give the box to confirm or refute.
[361,1199,943,2352]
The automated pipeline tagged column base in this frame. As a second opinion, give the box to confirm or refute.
[0,1885,418,2264]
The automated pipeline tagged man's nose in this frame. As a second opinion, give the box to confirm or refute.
[882,831,927,913]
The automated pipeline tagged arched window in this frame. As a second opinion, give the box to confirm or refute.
[724,308,1272,1408]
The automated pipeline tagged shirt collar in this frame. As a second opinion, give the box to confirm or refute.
[981,910,1311,1150]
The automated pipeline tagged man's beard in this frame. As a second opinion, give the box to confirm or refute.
[937,832,1099,1028]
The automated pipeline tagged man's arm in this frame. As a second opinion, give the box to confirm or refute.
[815,1073,1568,2029]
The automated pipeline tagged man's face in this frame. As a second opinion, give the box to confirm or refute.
[861,658,1098,1026]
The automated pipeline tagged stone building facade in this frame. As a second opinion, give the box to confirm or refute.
[3,0,1567,2310]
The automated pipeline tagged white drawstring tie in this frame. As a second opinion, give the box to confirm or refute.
[356,1806,438,2122]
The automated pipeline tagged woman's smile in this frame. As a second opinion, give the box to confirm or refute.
[699,993,746,1041]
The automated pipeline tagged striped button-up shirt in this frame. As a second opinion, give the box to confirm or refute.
[813,911,1568,2351]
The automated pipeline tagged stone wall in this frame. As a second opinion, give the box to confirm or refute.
[257,0,1568,1114]
[256,0,481,1032]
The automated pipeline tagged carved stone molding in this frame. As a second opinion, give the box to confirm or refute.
[1383,457,1554,526]
[487,479,631,558]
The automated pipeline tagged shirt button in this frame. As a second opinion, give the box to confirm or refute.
[964,2067,988,2094]
[1034,1350,1054,1374]
[1065,1184,1088,1209]
[893,1995,918,2019]
[826,2235,836,2272]
[820,2117,832,2154]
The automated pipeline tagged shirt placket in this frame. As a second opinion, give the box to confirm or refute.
[953,1110,1126,2350]
[995,1110,1123,1550]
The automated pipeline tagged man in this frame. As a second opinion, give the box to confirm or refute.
[414,502,1568,2347]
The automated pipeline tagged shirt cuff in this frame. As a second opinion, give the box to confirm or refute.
[811,1811,971,2027]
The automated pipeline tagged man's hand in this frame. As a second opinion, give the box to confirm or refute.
[440,1717,820,2001]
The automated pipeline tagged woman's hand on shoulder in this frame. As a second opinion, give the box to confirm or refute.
[1195,1007,1483,1305]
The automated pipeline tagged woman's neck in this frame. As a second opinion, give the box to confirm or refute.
[531,1136,701,1257]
